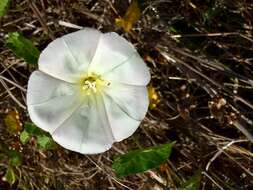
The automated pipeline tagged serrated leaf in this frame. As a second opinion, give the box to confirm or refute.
[20,130,30,144]
[3,166,16,185]
[178,171,202,190]
[36,135,56,150]
[115,0,141,32]
[7,150,22,166]
[0,0,11,18]
[6,32,40,65]
[112,142,175,177]
[4,110,22,133]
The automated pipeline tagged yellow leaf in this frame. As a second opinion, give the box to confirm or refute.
[115,0,141,32]
[148,85,160,109]
[4,110,22,133]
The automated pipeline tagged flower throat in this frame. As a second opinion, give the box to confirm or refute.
[80,73,110,95]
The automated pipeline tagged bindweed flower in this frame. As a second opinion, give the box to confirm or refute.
[27,28,150,154]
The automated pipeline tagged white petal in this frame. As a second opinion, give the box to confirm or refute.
[103,54,150,86]
[102,93,141,141]
[88,32,137,75]
[51,104,90,153]
[27,71,80,133]
[104,83,149,121]
[39,28,101,82]
[52,96,114,154]
[27,71,75,105]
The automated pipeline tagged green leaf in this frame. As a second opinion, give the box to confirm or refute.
[7,150,22,166]
[178,171,202,190]
[22,122,56,150]
[112,141,176,177]
[36,135,56,150]
[6,32,40,65]
[0,142,22,166]
[24,122,46,136]
[20,130,30,144]
[3,166,16,185]
[0,0,11,18]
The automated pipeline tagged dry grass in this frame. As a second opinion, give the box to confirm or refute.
[0,0,253,189]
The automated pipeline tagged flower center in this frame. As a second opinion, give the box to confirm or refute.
[80,73,109,95]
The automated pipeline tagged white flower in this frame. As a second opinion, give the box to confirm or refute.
[27,28,150,154]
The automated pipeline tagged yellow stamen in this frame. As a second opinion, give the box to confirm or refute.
[79,73,109,95]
